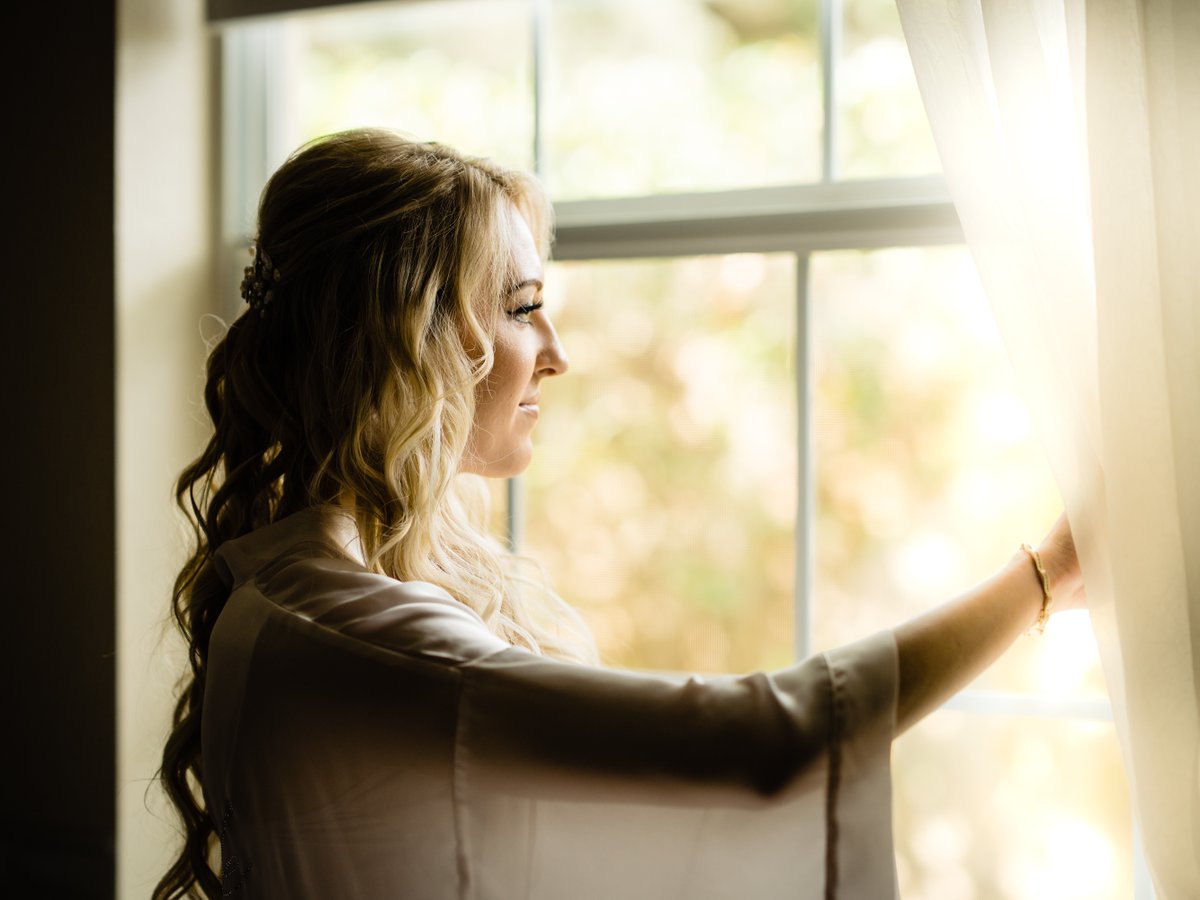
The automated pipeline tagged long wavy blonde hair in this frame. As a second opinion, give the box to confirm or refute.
[156,128,595,899]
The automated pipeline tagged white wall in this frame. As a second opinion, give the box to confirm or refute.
[116,0,216,894]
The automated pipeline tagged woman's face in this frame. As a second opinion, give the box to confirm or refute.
[462,206,569,478]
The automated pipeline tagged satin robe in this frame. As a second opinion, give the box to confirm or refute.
[202,508,899,898]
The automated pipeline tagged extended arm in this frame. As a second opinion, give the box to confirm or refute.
[893,512,1085,733]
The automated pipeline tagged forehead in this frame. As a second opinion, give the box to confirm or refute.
[506,205,544,284]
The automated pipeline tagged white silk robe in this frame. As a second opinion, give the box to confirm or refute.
[202,508,900,898]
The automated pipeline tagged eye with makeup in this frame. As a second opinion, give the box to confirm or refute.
[507,300,544,324]
[504,276,546,325]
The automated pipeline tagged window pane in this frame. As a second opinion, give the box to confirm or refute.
[546,0,821,199]
[810,246,1107,697]
[524,255,797,673]
[894,710,1132,899]
[839,0,941,179]
[275,0,534,169]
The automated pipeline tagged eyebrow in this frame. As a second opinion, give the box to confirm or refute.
[507,278,544,295]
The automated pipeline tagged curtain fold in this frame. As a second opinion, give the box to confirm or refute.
[896,0,1200,895]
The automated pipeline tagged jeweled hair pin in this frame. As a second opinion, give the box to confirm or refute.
[240,243,282,317]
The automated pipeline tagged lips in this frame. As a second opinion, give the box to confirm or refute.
[518,394,540,416]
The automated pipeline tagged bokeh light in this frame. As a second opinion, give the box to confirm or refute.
[840,0,942,178]
[279,0,535,171]
[894,710,1131,899]
[524,255,797,674]
[810,246,1108,698]
[546,0,821,197]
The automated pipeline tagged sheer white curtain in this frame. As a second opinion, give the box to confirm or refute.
[895,0,1199,895]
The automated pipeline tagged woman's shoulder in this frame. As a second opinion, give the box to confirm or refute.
[215,507,509,665]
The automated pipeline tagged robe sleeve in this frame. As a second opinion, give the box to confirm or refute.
[454,630,898,899]
[207,548,899,900]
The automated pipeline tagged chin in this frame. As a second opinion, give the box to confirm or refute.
[494,450,533,478]
[464,446,532,479]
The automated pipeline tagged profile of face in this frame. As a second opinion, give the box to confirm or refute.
[462,206,569,478]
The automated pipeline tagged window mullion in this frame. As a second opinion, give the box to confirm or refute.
[531,0,548,178]
[945,689,1113,722]
[795,252,814,661]
[549,178,962,261]
[505,475,524,554]
[819,0,843,183]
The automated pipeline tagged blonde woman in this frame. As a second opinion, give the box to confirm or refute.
[156,128,1085,900]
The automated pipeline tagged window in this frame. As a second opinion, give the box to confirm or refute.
[527,253,798,674]
[220,2,1148,895]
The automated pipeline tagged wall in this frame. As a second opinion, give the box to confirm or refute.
[115,0,216,896]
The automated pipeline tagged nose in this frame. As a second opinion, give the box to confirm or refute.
[536,315,569,377]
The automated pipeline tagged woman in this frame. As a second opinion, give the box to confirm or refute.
[156,128,1085,899]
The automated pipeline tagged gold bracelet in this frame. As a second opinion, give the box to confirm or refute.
[1020,542,1054,635]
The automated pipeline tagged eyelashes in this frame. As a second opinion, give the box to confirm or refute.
[507,301,545,324]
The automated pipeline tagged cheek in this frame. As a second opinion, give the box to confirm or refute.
[464,327,538,476]
[486,331,534,401]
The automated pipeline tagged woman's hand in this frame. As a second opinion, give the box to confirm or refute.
[1035,512,1087,614]
[893,511,1089,733]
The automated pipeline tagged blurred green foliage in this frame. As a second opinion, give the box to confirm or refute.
[546,0,821,197]
[287,0,535,170]
[525,254,798,674]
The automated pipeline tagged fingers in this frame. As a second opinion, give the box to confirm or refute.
[1037,512,1086,612]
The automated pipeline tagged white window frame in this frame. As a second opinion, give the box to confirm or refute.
[217,2,1153,893]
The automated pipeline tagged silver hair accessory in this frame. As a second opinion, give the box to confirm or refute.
[241,243,281,316]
